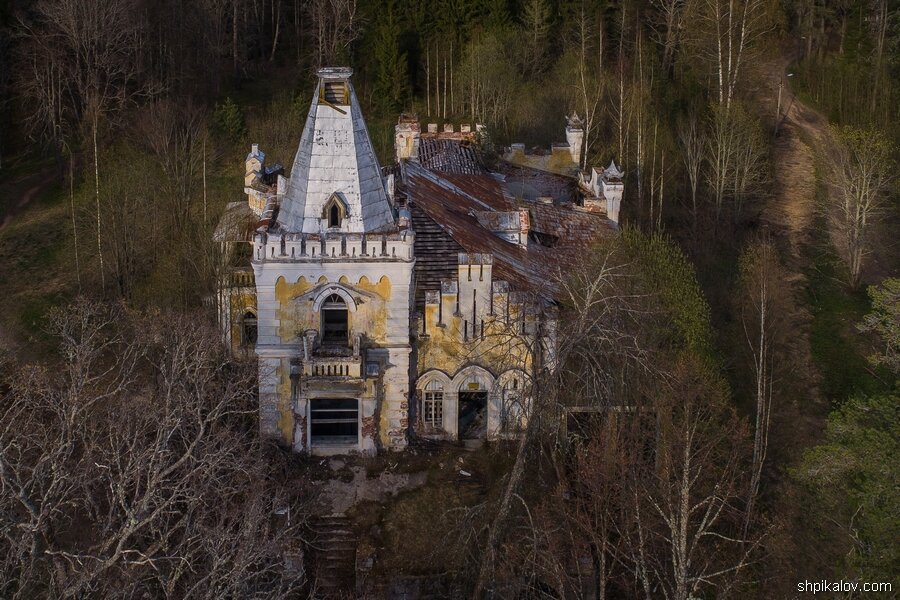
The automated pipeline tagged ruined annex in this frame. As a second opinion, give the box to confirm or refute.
[217,67,625,455]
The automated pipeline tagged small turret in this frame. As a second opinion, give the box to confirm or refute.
[245,143,265,187]
[565,113,584,165]
[601,160,624,224]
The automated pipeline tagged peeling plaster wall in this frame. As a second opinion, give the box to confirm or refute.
[415,256,536,441]
[253,255,414,453]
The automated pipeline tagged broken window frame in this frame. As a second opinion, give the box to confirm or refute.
[320,80,349,105]
[421,380,444,429]
[309,398,359,446]
[321,294,349,345]
[241,310,258,347]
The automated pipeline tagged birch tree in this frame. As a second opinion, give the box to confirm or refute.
[737,238,789,530]
[623,357,758,600]
[828,125,896,289]
[678,113,705,231]
[693,0,770,110]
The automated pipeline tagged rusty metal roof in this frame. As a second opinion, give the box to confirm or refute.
[403,161,615,300]
[417,138,485,175]
[496,160,578,204]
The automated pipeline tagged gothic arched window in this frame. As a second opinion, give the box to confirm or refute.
[241,311,258,346]
[321,294,348,344]
[323,194,345,229]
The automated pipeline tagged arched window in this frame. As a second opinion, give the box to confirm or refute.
[321,294,348,344]
[329,204,340,228]
[501,377,526,433]
[323,194,345,229]
[421,380,443,428]
[241,311,258,346]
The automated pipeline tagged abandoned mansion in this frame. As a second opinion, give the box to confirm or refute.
[217,67,624,455]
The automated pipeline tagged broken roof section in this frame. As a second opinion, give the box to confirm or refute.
[403,161,614,299]
[277,67,396,234]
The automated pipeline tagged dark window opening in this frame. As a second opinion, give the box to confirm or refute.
[322,81,348,104]
[241,311,258,346]
[329,203,340,228]
[310,398,358,445]
[321,294,348,345]
[528,230,560,248]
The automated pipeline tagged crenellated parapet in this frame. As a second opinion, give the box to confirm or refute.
[253,229,415,262]
[418,253,541,348]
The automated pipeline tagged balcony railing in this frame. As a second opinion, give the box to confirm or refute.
[303,356,362,378]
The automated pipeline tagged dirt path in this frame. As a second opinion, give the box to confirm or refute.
[750,53,850,595]
[757,55,833,261]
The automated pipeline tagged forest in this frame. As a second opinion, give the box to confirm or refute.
[0,0,898,597]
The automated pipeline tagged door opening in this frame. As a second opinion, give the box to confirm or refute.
[310,398,358,446]
[458,391,488,439]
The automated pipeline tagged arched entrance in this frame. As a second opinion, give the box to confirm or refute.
[457,373,490,440]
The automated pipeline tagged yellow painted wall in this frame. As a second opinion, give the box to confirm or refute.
[418,298,533,377]
[274,275,393,345]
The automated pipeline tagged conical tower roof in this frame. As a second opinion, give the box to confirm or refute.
[277,67,396,233]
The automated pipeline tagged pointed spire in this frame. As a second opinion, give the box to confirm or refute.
[277,67,395,233]
[605,159,624,180]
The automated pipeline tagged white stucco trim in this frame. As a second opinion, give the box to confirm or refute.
[311,284,358,312]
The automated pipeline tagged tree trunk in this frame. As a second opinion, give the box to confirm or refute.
[93,117,105,292]
[70,150,81,291]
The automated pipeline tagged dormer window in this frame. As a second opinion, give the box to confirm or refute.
[329,204,340,228]
[323,193,346,229]
[321,80,349,105]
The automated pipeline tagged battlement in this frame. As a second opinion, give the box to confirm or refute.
[253,230,415,263]
[395,114,483,163]
[418,266,542,344]
[422,121,480,140]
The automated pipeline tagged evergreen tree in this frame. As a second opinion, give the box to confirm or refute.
[372,8,410,116]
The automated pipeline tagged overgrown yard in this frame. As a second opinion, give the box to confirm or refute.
[0,173,76,353]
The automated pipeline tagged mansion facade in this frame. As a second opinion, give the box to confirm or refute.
[217,67,624,455]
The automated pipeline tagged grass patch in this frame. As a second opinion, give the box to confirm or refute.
[0,181,79,351]
[803,163,891,405]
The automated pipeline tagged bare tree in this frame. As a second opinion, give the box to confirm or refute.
[651,0,686,72]
[572,4,604,171]
[135,99,207,228]
[704,103,767,225]
[622,358,758,600]
[691,0,770,110]
[678,113,705,231]
[827,125,896,289]
[737,237,789,531]
[705,103,737,224]
[307,0,360,68]
[0,300,311,598]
